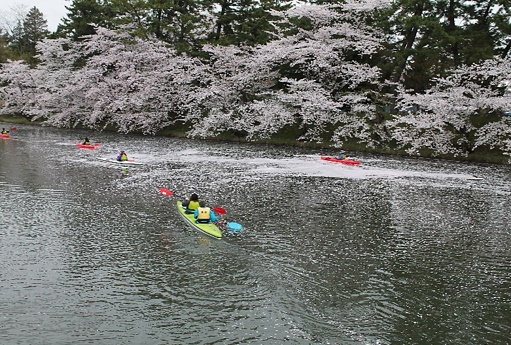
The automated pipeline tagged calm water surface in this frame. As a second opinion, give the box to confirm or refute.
[1,124,510,345]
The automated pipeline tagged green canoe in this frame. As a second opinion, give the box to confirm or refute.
[176,201,223,239]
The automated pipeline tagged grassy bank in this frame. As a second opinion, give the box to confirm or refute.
[1,114,509,165]
[0,115,43,125]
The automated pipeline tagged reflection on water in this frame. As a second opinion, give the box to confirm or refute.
[0,124,510,344]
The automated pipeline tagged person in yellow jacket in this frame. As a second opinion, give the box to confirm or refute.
[182,193,200,214]
[337,150,347,160]
[1,128,9,134]
[117,151,128,161]
[194,201,218,224]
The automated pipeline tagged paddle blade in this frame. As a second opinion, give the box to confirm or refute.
[227,222,243,234]
[159,187,173,196]
[213,207,226,215]
[11,127,16,130]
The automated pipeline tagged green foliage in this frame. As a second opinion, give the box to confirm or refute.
[375,0,511,93]
[0,33,14,63]
[143,0,207,53]
[57,0,114,40]
[208,0,292,47]
[1,7,49,65]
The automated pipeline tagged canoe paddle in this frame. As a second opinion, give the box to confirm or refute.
[159,187,174,196]
[212,206,226,215]
[226,222,243,234]
[214,220,243,234]
[158,187,227,215]
[158,187,242,233]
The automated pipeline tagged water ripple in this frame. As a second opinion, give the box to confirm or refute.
[1,125,510,344]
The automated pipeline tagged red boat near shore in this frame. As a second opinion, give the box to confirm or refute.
[76,142,100,149]
[321,156,361,166]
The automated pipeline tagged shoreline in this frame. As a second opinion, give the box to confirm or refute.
[1,114,508,165]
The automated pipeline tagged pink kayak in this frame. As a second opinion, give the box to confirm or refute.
[0,133,10,138]
[321,156,360,166]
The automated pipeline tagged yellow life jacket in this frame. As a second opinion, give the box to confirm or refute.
[120,153,127,161]
[196,207,211,221]
[187,200,200,210]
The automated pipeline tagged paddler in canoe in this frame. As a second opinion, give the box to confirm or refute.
[1,128,9,134]
[82,137,91,145]
[192,201,240,233]
[116,150,128,161]
[337,150,347,160]
[194,201,218,224]
[182,193,200,214]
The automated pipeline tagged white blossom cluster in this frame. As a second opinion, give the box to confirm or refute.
[1,0,511,159]
[390,58,511,157]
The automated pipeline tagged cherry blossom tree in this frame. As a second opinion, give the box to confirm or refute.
[0,27,204,133]
[40,27,207,134]
[0,0,393,145]
[4,0,511,161]
[0,59,37,115]
[184,1,390,147]
[390,58,511,157]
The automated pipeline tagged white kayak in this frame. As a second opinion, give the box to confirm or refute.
[98,157,144,165]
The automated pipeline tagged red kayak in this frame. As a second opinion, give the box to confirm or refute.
[0,133,10,138]
[321,156,360,166]
[76,142,99,149]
